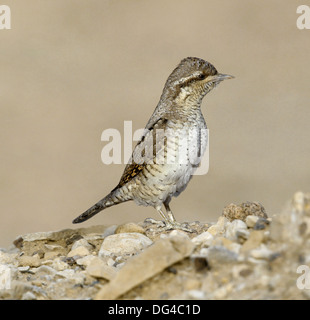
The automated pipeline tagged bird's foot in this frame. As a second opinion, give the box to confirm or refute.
[144,218,194,233]
[162,221,195,233]
[143,217,166,227]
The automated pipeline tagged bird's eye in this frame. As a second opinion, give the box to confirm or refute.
[197,74,206,80]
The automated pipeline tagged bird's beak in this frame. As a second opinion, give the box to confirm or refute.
[207,73,234,83]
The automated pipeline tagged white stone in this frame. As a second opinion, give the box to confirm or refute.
[168,230,190,240]
[71,239,93,251]
[67,246,90,258]
[18,266,30,273]
[86,257,117,280]
[76,255,97,267]
[191,231,214,246]
[207,217,229,236]
[22,291,37,300]
[0,251,18,265]
[49,257,69,271]
[98,233,153,257]
[32,265,56,276]
[225,219,249,241]
[44,244,64,251]
[187,290,205,299]
[250,244,274,260]
[245,215,260,228]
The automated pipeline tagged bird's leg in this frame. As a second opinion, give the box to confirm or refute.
[156,207,172,226]
[162,201,194,233]
[164,200,176,223]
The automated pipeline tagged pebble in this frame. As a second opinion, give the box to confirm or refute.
[86,256,117,280]
[225,219,249,241]
[67,246,90,258]
[187,290,205,299]
[253,218,270,230]
[241,230,265,253]
[18,254,41,267]
[222,202,268,222]
[115,223,145,234]
[0,250,18,265]
[32,265,57,276]
[250,244,274,260]
[22,291,37,300]
[191,231,214,246]
[18,266,30,273]
[207,217,228,236]
[245,215,260,228]
[76,255,97,267]
[71,239,94,251]
[48,257,69,271]
[98,233,153,257]
[205,246,239,266]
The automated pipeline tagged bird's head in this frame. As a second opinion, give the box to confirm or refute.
[162,57,233,104]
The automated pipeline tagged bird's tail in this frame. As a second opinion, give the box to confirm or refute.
[72,191,127,224]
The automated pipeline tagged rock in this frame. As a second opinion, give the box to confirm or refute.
[115,223,145,235]
[46,257,69,271]
[225,219,249,241]
[250,244,275,260]
[191,231,214,246]
[22,291,37,300]
[44,251,60,260]
[241,230,265,253]
[95,234,194,299]
[76,255,97,267]
[213,284,233,299]
[65,234,83,245]
[270,192,310,244]
[71,239,94,251]
[32,265,57,276]
[231,264,253,279]
[207,217,228,236]
[17,266,30,273]
[205,246,239,266]
[215,237,241,254]
[222,202,268,222]
[245,215,260,228]
[253,218,270,230]
[292,191,310,216]
[67,246,90,258]
[0,250,18,265]
[44,244,64,251]
[86,257,117,280]
[55,270,85,285]
[18,254,41,267]
[98,233,153,257]
[187,290,205,299]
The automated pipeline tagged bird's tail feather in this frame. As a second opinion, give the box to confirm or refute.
[72,193,123,224]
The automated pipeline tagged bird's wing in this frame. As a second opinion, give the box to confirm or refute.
[113,117,169,189]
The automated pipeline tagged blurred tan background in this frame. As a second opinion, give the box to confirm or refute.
[1,0,309,248]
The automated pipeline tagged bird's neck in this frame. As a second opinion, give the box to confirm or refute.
[162,86,204,110]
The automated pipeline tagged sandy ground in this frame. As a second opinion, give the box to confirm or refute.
[1,0,310,248]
